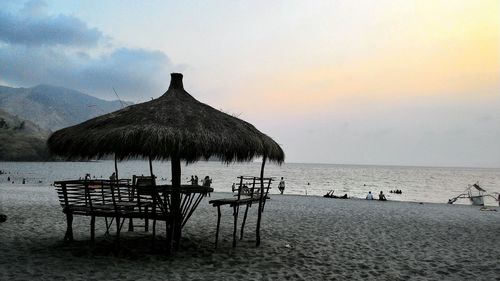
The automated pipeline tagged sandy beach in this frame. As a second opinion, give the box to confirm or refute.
[1,185,499,281]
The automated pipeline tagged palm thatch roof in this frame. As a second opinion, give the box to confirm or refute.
[47,73,284,163]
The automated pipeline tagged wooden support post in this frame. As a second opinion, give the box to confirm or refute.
[215,206,221,248]
[232,205,239,247]
[105,218,113,235]
[115,217,121,246]
[128,219,134,232]
[64,212,74,241]
[90,215,96,242]
[145,206,149,232]
[61,183,74,241]
[238,176,244,198]
[145,157,155,234]
[262,179,272,212]
[114,155,119,179]
[152,217,156,239]
[148,155,155,234]
[149,156,154,178]
[126,179,134,233]
[240,203,250,240]
[256,155,267,247]
[170,154,182,252]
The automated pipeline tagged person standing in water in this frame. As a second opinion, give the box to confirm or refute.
[366,191,374,200]
[278,177,285,194]
[379,191,387,201]
[203,176,212,187]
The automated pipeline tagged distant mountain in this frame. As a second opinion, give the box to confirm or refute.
[0,109,51,161]
[0,84,132,161]
[0,84,131,132]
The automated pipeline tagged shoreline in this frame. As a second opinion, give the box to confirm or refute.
[2,183,498,207]
[1,161,499,205]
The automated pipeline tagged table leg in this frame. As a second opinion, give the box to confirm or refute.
[240,204,250,240]
[215,206,221,248]
[115,217,121,246]
[128,218,134,232]
[232,205,239,248]
[64,212,74,241]
[90,215,95,242]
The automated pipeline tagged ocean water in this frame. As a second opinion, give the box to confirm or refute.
[0,161,499,206]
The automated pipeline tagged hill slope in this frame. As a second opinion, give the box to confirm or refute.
[0,84,130,131]
[0,109,51,161]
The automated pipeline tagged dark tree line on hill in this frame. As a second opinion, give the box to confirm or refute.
[0,118,25,130]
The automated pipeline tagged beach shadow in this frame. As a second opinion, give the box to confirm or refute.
[45,230,221,260]
[47,232,176,260]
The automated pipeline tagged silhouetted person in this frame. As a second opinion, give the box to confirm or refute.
[22,178,25,184]
[379,191,387,201]
[366,191,374,200]
[278,177,285,194]
[109,172,116,181]
[203,176,212,187]
[194,175,199,185]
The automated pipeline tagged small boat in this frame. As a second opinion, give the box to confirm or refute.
[448,182,498,206]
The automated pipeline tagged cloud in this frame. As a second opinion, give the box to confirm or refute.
[20,0,48,18]
[79,48,175,100]
[0,46,174,100]
[0,1,103,47]
[0,1,178,101]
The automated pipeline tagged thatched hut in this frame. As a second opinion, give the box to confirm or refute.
[48,73,284,251]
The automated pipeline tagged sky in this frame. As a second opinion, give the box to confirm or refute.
[0,0,499,167]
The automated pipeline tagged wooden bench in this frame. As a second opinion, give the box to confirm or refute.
[209,176,273,248]
[55,178,169,243]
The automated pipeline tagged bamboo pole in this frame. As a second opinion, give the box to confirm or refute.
[171,154,182,251]
[256,155,267,247]
[114,155,119,179]
[149,156,154,178]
